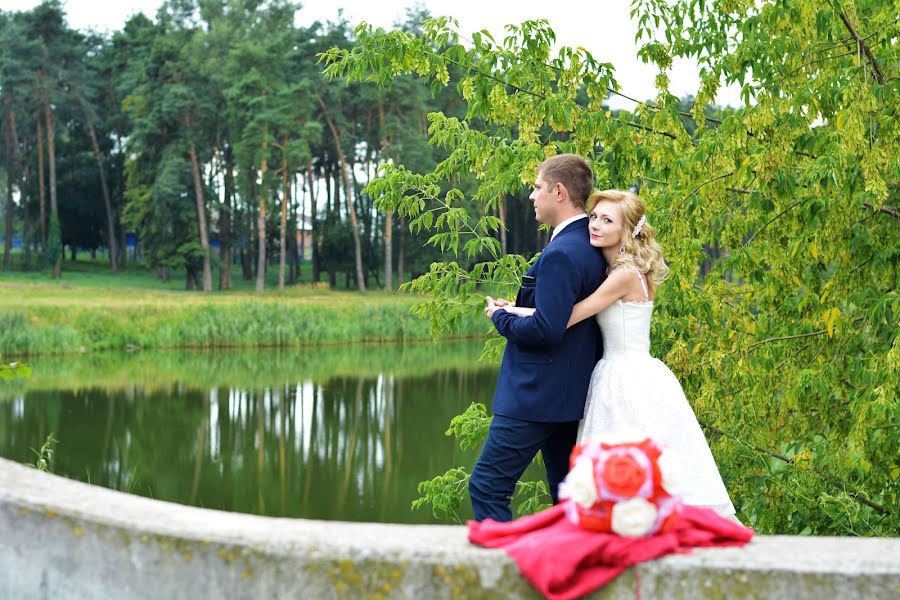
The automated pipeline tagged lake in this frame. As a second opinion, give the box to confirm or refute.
[0,341,547,524]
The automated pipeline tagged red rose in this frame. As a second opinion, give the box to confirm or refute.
[601,453,648,497]
[578,499,614,533]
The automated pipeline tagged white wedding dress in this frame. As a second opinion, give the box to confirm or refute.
[578,269,736,517]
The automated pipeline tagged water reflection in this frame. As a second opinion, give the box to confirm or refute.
[0,343,498,523]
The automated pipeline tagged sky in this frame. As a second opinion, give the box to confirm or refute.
[1,0,743,109]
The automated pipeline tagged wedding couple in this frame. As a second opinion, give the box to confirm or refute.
[469,154,735,522]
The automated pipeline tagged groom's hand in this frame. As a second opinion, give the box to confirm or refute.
[484,296,502,319]
[484,296,498,319]
[485,296,516,319]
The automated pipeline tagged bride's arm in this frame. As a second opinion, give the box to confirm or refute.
[501,305,535,317]
[567,269,631,328]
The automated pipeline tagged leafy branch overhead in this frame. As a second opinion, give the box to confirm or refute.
[324,1,898,536]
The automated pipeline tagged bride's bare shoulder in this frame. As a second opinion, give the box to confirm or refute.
[607,266,652,301]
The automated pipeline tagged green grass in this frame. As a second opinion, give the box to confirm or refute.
[0,258,487,357]
[1,253,338,291]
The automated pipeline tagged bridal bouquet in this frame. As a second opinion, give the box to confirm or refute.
[558,435,682,537]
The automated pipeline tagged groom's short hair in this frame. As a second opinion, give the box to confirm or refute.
[538,154,594,210]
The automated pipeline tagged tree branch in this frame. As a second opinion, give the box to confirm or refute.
[626,120,677,140]
[864,201,900,219]
[699,420,893,516]
[671,171,735,214]
[838,11,887,84]
[741,197,806,248]
[699,420,793,462]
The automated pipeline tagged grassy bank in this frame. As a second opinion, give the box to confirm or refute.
[0,261,486,357]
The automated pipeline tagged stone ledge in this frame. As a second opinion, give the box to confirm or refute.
[2,457,898,599]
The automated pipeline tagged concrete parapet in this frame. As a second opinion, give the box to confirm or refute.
[1,457,898,599]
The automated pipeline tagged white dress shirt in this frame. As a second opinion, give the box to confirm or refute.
[550,213,588,241]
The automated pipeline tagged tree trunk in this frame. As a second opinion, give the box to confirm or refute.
[384,210,393,290]
[256,129,268,293]
[240,247,251,280]
[243,166,256,281]
[44,98,60,278]
[187,135,212,292]
[327,164,337,287]
[317,95,365,292]
[220,145,234,290]
[398,215,405,285]
[6,106,28,266]
[35,94,46,252]
[278,139,289,290]
[377,99,393,291]
[3,107,13,267]
[306,160,319,284]
[114,130,127,268]
[294,172,306,281]
[80,99,118,272]
[351,162,371,289]
[288,197,299,284]
[22,174,30,268]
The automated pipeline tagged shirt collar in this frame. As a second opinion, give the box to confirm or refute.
[551,213,588,241]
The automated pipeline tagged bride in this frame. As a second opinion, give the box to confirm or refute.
[504,189,736,518]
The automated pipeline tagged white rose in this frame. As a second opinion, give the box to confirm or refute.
[656,451,682,496]
[611,498,658,537]
[563,457,598,509]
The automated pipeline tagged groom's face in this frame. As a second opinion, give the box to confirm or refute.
[529,172,559,226]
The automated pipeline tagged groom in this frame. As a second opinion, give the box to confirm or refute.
[470,154,607,522]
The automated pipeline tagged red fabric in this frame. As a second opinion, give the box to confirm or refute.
[468,504,754,600]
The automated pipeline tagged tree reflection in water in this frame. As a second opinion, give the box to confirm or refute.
[0,343,497,523]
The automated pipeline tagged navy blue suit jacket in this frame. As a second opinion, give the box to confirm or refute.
[491,218,607,422]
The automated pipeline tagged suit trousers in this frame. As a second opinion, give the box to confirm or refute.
[468,414,579,522]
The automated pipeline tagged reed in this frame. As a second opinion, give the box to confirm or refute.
[0,282,486,357]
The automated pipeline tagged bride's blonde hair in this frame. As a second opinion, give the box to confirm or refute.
[586,189,669,288]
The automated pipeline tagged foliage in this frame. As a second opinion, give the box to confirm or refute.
[324,3,899,535]
[445,402,492,450]
[411,401,551,521]
[28,432,57,473]
[2,0,481,292]
[411,466,470,523]
[0,360,31,381]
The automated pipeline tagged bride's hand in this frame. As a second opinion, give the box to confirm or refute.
[504,306,535,318]
[485,296,517,319]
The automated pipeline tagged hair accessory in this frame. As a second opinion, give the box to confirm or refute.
[632,215,646,238]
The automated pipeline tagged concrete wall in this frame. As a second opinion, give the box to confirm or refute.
[2,457,898,599]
